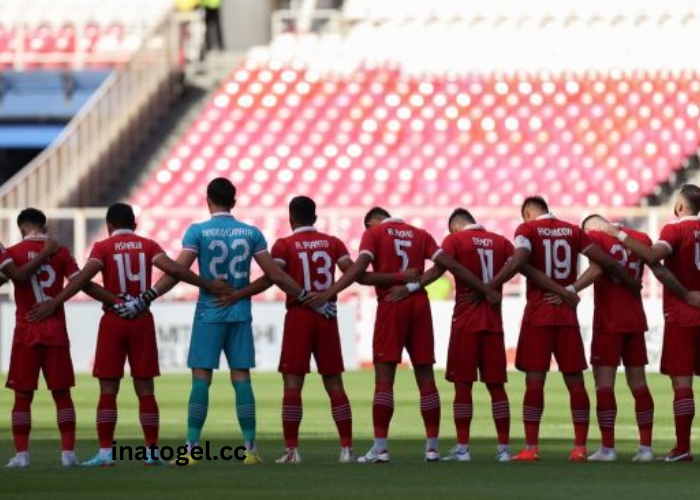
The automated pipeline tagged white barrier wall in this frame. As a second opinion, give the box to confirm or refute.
[1,299,664,373]
[357,298,665,371]
[0,303,358,373]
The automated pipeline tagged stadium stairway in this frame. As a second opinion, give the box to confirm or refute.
[92,52,245,206]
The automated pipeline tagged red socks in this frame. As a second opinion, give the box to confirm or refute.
[97,393,118,449]
[453,383,473,445]
[139,394,160,448]
[633,386,654,447]
[373,382,394,439]
[673,387,694,454]
[596,388,616,449]
[419,381,441,439]
[12,391,33,453]
[282,387,303,448]
[329,389,353,448]
[568,380,590,447]
[523,379,544,447]
[53,391,76,452]
[488,384,510,446]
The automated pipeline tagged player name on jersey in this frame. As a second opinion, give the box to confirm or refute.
[114,241,144,251]
[536,227,573,237]
[294,240,331,250]
[201,227,258,238]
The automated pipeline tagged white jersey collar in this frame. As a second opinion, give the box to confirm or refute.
[465,224,485,231]
[112,229,136,236]
[23,232,48,241]
[677,215,700,222]
[293,226,318,234]
[212,212,233,218]
[536,213,557,221]
[381,217,404,224]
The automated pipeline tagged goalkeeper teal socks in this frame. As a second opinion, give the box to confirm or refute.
[187,377,210,444]
[233,379,257,449]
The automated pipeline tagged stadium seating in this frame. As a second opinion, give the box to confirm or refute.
[131,58,700,259]
[0,0,172,68]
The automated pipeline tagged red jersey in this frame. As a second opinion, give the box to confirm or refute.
[88,229,165,300]
[359,218,441,300]
[441,224,514,333]
[514,214,593,326]
[657,216,700,326]
[271,226,350,307]
[0,241,12,272]
[587,228,649,333]
[7,236,80,346]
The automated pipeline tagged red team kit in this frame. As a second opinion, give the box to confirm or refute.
[3,186,700,466]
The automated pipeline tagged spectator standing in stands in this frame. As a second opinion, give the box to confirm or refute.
[201,0,224,52]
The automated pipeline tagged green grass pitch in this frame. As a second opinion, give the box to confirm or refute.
[0,371,698,499]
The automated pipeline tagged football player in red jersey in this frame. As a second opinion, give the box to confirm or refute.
[305,207,501,463]
[216,197,421,464]
[1,209,119,468]
[28,203,228,467]
[556,214,656,462]
[602,184,700,462]
[385,208,577,463]
[0,229,58,285]
[488,196,641,461]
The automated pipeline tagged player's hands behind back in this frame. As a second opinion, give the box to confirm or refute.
[215,290,243,308]
[207,278,234,297]
[386,285,411,302]
[401,268,421,283]
[44,238,60,255]
[299,290,337,319]
[314,301,337,320]
[686,290,700,309]
[303,290,331,310]
[27,299,59,322]
[113,294,146,319]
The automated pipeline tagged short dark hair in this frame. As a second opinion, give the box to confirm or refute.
[106,203,136,229]
[448,208,476,229]
[207,177,236,208]
[17,208,47,229]
[289,196,317,226]
[521,195,549,217]
[580,213,605,230]
[364,206,391,228]
[680,184,700,214]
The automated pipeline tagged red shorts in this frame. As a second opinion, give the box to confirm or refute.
[6,343,75,391]
[374,293,434,365]
[590,330,648,367]
[516,322,587,373]
[93,313,160,379]
[660,323,700,376]
[279,306,344,376]
[446,324,507,384]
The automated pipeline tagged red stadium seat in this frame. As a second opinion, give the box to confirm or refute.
[126,62,700,283]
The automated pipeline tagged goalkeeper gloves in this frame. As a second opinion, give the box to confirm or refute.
[140,287,159,304]
[113,294,141,319]
[314,301,338,320]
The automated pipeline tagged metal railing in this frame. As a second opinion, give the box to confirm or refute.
[0,11,182,222]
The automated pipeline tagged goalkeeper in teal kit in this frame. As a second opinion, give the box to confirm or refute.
[131,177,328,464]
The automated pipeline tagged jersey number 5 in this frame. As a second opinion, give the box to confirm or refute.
[394,239,412,271]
